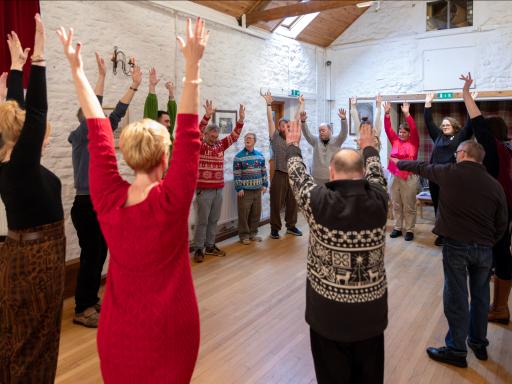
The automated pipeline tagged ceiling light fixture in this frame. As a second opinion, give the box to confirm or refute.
[356,1,376,8]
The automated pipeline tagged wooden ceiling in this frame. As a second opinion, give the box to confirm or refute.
[192,0,367,47]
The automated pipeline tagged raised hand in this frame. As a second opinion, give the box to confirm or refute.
[262,90,273,105]
[286,120,301,146]
[204,99,215,117]
[149,67,160,87]
[459,72,473,92]
[401,102,410,116]
[177,17,209,68]
[131,64,142,88]
[359,123,375,150]
[300,111,307,122]
[338,108,346,120]
[56,27,83,72]
[32,13,45,63]
[7,31,30,70]
[0,72,7,102]
[238,104,246,123]
[425,92,435,105]
[165,81,175,97]
[375,94,382,107]
[298,94,304,105]
[95,52,106,77]
[350,97,357,107]
[383,101,391,114]
[471,91,478,101]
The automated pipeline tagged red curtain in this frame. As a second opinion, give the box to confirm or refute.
[0,0,41,88]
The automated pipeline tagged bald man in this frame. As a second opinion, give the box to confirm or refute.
[286,122,389,384]
[395,140,507,367]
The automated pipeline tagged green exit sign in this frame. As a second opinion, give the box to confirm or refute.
[437,92,454,99]
[289,89,300,96]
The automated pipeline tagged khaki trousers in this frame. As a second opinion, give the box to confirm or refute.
[237,189,262,240]
[390,174,418,233]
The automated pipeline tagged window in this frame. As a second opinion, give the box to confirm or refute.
[274,12,319,38]
[280,16,299,29]
[426,0,473,31]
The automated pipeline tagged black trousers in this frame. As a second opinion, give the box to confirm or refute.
[71,195,107,314]
[429,180,440,216]
[310,329,384,384]
[494,210,512,280]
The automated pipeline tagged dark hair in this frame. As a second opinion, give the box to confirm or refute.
[459,140,485,163]
[278,118,289,127]
[485,116,509,141]
[330,148,364,174]
[399,122,410,132]
[157,110,169,119]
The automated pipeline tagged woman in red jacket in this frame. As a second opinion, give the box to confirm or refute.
[57,18,208,383]
[384,102,420,241]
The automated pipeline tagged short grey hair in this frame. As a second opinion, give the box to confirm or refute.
[459,140,485,163]
[319,122,332,131]
[205,124,219,133]
[244,132,257,142]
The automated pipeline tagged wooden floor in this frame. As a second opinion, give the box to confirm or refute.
[56,210,512,384]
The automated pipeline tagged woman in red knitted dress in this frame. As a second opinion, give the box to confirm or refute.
[57,18,208,383]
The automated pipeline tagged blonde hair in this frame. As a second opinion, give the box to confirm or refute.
[0,100,26,161]
[119,118,170,172]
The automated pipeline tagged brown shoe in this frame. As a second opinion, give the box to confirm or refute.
[194,249,205,263]
[73,306,99,328]
[488,278,511,324]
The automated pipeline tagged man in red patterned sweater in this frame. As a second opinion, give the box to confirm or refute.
[192,101,245,262]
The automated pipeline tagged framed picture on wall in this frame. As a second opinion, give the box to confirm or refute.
[103,106,130,148]
[213,110,238,135]
[348,100,374,136]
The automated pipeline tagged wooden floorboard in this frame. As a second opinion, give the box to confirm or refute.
[55,209,512,383]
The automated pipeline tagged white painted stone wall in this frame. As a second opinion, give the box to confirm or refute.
[327,0,512,155]
[11,0,326,260]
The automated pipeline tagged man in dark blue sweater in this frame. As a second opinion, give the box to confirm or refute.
[68,53,141,327]
[395,139,507,367]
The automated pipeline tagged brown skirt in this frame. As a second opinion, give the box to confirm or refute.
[0,221,66,384]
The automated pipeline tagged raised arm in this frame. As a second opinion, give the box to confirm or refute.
[334,107,348,146]
[160,17,207,215]
[360,124,386,190]
[402,102,419,148]
[286,121,317,225]
[6,31,29,107]
[374,95,382,137]
[143,67,159,120]
[108,64,141,131]
[199,99,214,133]
[424,92,441,141]
[350,97,361,132]
[300,111,317,146]
[9,14,48,169]
[165,81,177,139]
[220,104,244,150]
[294,94,304,122]
[460,73,499,177]
[383,102,398,143]
[93,51,106,97]
[262,90,275,137]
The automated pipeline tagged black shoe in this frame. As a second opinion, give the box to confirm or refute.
[205,245,226,257]
[468,342,488,361]
[270,229,280,239]
[426,346,467,368]
[194,249,204,263]
[404,232,414,241]
[435,236,444,246]
[390,229,402,238]
[286,227,303,236]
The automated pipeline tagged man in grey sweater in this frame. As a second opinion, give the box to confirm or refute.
[300,107,348,185]
[68,53,142,327]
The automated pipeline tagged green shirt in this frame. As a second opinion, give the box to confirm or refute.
[143,93,177,155]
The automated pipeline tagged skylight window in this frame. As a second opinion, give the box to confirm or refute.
[274,12,319,38]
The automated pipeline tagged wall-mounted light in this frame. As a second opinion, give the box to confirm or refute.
[356,1,378,8]
[111,46,134,76]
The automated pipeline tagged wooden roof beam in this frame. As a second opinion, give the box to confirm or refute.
[244,1,359,26]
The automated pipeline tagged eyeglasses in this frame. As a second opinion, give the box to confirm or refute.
[454,149,466,158]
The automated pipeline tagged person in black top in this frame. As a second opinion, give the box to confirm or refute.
[395,139,507,368]
[0,15,65,384]
[423,91,475,246]
[460,72,512,325]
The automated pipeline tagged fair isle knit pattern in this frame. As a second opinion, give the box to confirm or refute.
[233,149,268,192]
[197,114,243,189]
[287,147,388,304]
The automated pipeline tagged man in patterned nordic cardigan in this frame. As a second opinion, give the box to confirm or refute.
[286,122,389,384]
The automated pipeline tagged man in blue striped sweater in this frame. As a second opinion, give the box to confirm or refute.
[233,133,268,244]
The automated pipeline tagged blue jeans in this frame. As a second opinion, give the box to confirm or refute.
[442,239,492,353]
